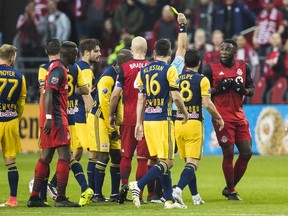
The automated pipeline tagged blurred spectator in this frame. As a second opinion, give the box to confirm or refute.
[73,0,88,41]
[106,0,122,17]
[14,0,42,57]
[213,0,256,38]
[153,5,178,50]
[280,0,288,41]
[190,0,214,42]
[113,0,144,36]
[137,0,164,55]
[86,0,106,41]
[101,17,119,58]
[203,30,223,66]
[253,0,284,59]
[284,39,288,78]
[34,0,48,21]
[262,32,286,102]
[189,28,213,60]
[235,34,260,82]
[241,0,262,15]
[37,0,71,46]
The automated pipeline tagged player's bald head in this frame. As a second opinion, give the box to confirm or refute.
[131,36,147,54]
[117,49,133,65]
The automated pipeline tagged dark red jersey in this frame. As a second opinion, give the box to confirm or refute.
[40,60,68,127]
[118,59,150,125]
[203,60,254,122]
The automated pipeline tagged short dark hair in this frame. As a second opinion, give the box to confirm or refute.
[80,39,101,55]
[45,38,61,55]
[61,41,77,50]
[222,39,237,50]
[185,49,200,68]
[154,38,171,57]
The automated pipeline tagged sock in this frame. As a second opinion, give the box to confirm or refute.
[222,147,235,193]
[40,165,50,201]
[110,163,120,196]
[56,158,70,197]
[94,161,107,196]
[159,171,174,202]
[70,159,88,193]
[120,157,131,186]
[234,154,251,186]
[6,163,19,197]
[31,158,49,197]
[147,165,155,197]
[137,161,167,191]
[177,163,196,190]
[87,158,97,192]
[188,173,198,196]
[50,172,57,187]
[136,158,148,181]
[155,176,163,197]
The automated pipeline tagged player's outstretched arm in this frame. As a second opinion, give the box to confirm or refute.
[175,13,188,58]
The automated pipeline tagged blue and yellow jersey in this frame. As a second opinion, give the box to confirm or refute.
[67,64,88,125]
[92,65,123,131]
[38,60,58,89]
[0,64,26,122]
[138,61,179,121]
[74,60,94,123]
[176,70,210,121]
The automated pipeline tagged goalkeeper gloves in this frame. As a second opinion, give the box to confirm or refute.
[231,79,246,95]
[215,78,232,93]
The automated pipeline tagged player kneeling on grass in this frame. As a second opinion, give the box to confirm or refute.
[172,49,224,206]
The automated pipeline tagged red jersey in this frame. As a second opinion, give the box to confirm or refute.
[205,60,248,122]
[40,60,69,127]
[256,8,283,45]
[119,59,150,125]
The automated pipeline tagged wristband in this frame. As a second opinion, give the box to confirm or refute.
[179,23,187,33]
[46,114,52,120]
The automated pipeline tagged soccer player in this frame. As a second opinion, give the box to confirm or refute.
[0,44,26,207]
[109,36,155,204]
[172,49,224,207]
[74,39,101,195]
[92,49,133,202]
[203,39,255,200]
[129,37,189,209]
[27,41,80,207]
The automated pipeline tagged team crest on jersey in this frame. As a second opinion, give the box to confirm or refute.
[237,69,243,76]
[51,77,59,84]
[102,88,108,94]
[221,135,228,143]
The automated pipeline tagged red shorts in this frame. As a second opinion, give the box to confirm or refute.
[212,119,252,146]
[40,125,70,149]
[121,124,150,158]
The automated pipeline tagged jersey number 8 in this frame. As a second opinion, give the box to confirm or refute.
[180,80,193,102]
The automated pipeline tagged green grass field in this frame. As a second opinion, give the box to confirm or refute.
[0,153,287,216]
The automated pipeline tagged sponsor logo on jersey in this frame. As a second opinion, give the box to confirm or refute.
[101,143,108,150]
[219,71,224,75]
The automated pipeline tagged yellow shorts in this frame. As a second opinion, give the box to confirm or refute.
[69,125,81,152]
[143,120,175,160]
[175,120,203,160]
[75,113,97,151]
[95,116,120,152]
[0,118,22,158]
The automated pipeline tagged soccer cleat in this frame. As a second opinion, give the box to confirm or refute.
[222,186,229,197]
[55,197,81,207]
[79,187,94,206]
[27,196,51,207]
[128,181,141,208]
[109,194,118,202]
[192,193,205,205]
[91,194,109,202]
[164,201,187,209]
[117,184,129,204]
[140,198,148,204]
[172,187,185,206]
[47,182,57,200]
[0,200,18,207]
[227,192,242,201]
[148,194,166,203]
